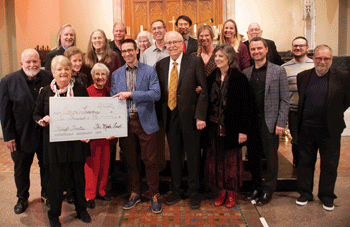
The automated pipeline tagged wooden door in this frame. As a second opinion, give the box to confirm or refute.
[125,0,223,39]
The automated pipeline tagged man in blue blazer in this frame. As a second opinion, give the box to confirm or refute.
[243,37,289,205]
[0,49,52,214]
[110,39,162,214]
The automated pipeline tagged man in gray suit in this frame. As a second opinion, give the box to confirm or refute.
[243,37,289,205]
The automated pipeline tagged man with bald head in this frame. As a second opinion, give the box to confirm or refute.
[156,31,207,209]
[109,22,127,65]
[0,49,52,214]
[296,45,350,211]
[243,23,284,66]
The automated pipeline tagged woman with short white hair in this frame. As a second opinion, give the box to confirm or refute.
[136,31,153,57]
[34,55,91,226]
[84,63,112,209]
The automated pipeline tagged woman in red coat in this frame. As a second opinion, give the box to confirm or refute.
[84,63,112,209]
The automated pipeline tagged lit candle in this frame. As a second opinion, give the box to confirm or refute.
[140,25,143,32]
[212,26,217,39]
[194,24,197,34]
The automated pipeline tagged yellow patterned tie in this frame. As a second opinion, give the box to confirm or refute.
[168,62,178,110]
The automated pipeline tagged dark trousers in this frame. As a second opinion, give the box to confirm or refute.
[247,117,279,192]
[119,116,159,196]
[259,118,279,192]
[297,125,340,203]
[166,107,201,198]
[11,148,48,200]
[246,116,263,189]
[48,160,87,218]
[289,111,299,165]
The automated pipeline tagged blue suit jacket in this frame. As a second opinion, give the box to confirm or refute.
[243,61,289,134]
[110,62,161,135]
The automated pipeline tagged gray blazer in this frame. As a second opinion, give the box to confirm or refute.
[243,61,289,134]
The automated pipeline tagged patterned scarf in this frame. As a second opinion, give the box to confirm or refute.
[209,68,231,136]
[50,79,75,97]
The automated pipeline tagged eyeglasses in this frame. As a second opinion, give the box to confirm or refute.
[121,49,135,54]
[293,44,307,48]
[314,57,332,62]
[165,40,182,46]
[151,26,165,31]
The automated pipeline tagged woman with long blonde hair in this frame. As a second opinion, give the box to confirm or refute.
[220,19,250,71]
[195,25,217,77]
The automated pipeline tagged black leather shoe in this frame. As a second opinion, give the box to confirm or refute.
[244,189,260,201]
[165,192,181,205]
[256,192,273,206]
[48,213,61,227]
[87,199,95,209]
[14,198,28,214]
[97,193,112,201]
[189,195,201,210]
[78,210,91,223]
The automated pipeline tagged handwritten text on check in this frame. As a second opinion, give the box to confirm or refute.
[50,97,127,142]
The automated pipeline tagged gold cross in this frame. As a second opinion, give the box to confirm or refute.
[169,16,176,31]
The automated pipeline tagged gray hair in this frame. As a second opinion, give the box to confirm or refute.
[21,49,40,61]
[91,63,110,78]
[213,44,239,69]
[314,44,332,55]
[51,55,72,72]
[136,31,153,47]
[55,24,77,49]
[164,31,182,42]
[113,22,127,33]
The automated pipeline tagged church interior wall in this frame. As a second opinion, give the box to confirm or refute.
[59,0,114,54]
[14,0,60,70]
[235,0,305,53]
[347,0,350,54]
[0,0,10,77]
[315,0,340,55]
[0,0,348,77]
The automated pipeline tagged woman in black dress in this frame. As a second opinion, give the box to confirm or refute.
[34,55,91,227]
[204,44,253,207]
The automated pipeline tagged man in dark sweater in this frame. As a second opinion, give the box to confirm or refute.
[109,22,127,65]
[296,45,350,211]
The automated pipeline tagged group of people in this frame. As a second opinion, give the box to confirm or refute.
[1,14,349,227]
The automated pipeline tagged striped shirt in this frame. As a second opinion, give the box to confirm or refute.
[126,62,138,113]
[282,58,314,111]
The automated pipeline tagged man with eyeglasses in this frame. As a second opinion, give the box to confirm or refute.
[282,37,314,167]
[140,20,169,67]
[243,23,284,66]
[111,39,162,213]
[295,44,350,211]
[155,31,207,209]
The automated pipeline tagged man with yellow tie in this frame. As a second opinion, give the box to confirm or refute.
[155,31,208,209]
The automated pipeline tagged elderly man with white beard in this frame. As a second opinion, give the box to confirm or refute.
[0,49,52,214]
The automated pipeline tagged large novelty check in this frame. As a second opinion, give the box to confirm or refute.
[49,97,127,142]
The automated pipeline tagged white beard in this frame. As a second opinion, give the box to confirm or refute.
[23,67,40,77]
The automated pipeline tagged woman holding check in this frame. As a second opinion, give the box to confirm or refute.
[33,55,91,227]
